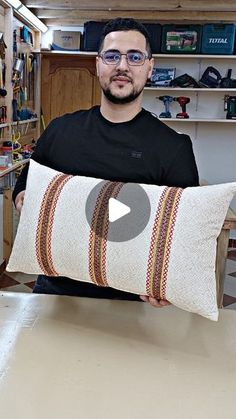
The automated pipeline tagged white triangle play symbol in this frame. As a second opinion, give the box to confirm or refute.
[108,198,131,222]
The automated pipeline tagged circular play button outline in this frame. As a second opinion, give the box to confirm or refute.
[85,180,151,242]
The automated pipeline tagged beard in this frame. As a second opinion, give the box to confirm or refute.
[101,73,144,104]
[102,85,143,104]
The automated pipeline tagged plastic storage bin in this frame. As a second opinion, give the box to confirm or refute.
[201,24,235,55]
[83,21,162,54]
[142,23,162,53]
[161,25,202,54]
[83,21,107,51]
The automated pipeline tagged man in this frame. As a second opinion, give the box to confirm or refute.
[13,18,199,307]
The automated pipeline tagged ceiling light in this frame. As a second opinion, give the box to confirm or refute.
[6,1,48,33]
[6,0,22,8]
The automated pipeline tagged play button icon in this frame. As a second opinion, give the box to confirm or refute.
[108,198,131,222]
[85,180,151,242]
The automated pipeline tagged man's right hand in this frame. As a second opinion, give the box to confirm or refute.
[15,191,25,216]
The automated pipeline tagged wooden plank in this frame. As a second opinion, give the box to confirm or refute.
[215,229,230,308]
[3,188,13,262]
[25,0,180,10]
[0,159,29,178]
[25,0,236,11]
[223,207,236,230]
[41,11,236,25]
[179,0,236,11]
[37,8,236,18]
[92,76,101,106]
[35,53,41,138]
[0,259,6,275]
[41,56,51,127]
[4,7,13,125]
[223,219,236,230]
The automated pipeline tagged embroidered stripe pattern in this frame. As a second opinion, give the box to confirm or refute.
[146,187,183,299]
[88,181,124,286]
[35,173,73,276]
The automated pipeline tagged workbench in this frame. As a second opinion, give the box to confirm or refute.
[0,292,235,419]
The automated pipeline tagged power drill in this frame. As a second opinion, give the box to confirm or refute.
[174,96,190,119]
[158,95,174,118]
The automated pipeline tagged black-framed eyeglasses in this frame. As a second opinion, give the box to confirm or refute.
[98,50,150,66]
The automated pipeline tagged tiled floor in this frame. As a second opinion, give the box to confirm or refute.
[1,249,236,309]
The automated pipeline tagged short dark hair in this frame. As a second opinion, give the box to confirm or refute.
[97,17,152,57]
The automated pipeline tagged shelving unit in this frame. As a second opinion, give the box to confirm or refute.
[0,3,41,149]
[0,0,42,264]
[143,53,236,124]
[152,54,236,59]
[0,117,39,129]
[158,118,235,123]
[145,87,236,92]
[40,51,236,124]
[0,158,29,177]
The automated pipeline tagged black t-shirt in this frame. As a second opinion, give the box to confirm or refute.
[13,106,199,299]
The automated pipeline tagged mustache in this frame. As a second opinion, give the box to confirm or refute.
[110,72,133,82]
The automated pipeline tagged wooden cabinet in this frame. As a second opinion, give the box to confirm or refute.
[41,52,101,127]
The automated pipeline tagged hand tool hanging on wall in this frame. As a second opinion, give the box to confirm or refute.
[12,57,24,84]
[0,32,7,59]
[0,58,7,97]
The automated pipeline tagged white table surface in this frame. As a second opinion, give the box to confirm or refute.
[0,291,235,419]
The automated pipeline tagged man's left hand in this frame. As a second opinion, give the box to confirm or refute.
[140,295,171,308]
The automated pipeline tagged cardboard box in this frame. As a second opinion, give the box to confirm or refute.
[52,31,81,51]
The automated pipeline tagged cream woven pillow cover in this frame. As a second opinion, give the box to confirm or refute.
[7,160,236,321]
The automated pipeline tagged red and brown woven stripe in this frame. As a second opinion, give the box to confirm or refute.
[88,181,124,286]
[146,187,183,299]
[35,173,73,276]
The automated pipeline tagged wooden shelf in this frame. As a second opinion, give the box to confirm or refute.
[40,52,236,60]
[0,118,39,129]
[0,159,29,178]
[145,87,236,92]
[12,118,39,126]
[41,50,97,56]
[152,54,236,59]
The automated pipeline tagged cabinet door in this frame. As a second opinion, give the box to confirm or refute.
[41,54,101,126]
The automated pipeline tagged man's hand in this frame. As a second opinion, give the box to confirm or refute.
[140,295,171,308]
[15,191,25,216]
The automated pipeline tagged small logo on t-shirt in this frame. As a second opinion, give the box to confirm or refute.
[129,150,142,159]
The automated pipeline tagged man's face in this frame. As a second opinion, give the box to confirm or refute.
[96,30,154,104]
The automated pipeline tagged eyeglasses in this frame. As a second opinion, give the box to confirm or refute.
[98,50,150,66]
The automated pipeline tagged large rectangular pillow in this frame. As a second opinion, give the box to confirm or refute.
[7,160,236,320]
